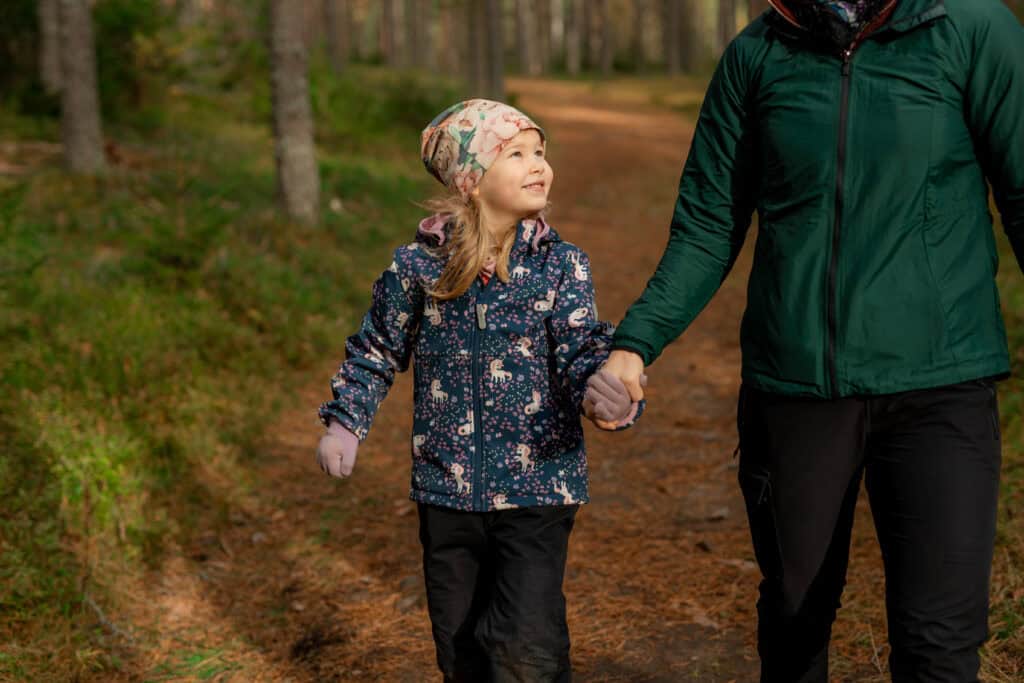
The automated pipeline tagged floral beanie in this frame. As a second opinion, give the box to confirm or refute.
[420,99,546,199]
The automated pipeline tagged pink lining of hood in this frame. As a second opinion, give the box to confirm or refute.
[417,213,552,252]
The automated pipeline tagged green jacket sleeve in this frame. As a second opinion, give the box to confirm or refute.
[963,1,1024,268]
[611,38,758,366]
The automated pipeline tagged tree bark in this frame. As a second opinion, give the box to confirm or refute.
[663,0,681,75]
[484,0,505,99]
[58,0,105,173]
[467,0,488,95]
[270,0,320,223]
[39,0,63,94]
[718,0,737,55]
[632,0,647,71]
[749,0,771,19]
[549,0,565,71]
[566,0,583,75]
[516,0,540,75]
[381,0,397,65]
[599,0,613,75]
[324,0,350,73]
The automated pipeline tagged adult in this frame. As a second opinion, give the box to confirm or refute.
[603,1,1023,681]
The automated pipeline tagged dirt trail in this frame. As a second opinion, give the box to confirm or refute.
[126,79,889,682]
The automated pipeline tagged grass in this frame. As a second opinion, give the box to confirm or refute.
[0,62,454,681]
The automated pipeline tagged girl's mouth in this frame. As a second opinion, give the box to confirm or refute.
[523,181,546,193]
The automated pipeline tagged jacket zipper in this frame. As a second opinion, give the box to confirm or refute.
[827,48,852,398]
[470,285,487,511]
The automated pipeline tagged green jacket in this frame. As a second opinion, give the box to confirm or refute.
[613,0,1024,398]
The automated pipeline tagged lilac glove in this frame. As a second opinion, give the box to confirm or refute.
[317,419,359,477]
[583,369,648,425]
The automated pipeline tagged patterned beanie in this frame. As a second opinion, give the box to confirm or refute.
[420,99,546,198]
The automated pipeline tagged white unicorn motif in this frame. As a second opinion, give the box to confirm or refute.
[568,252,588,281]
[489,359,512,383]
[516,337,533,357]
[554,481,576,505]
[424,299,442,326]
[534,289,556,312]
[515,444,535,472]
[451,463,471,495]
[412,434,426,458]
[457,409,474,436]
[512,265,531,280]
[493,494,516,510]
[387,261,399,273]
[568,307,590,328]
[522,222,535,245]
[524,391,542,415]
[396,311,409,329]
[401,277,411,292]
[430,379,448,403]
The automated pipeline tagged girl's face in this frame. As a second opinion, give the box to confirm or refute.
[475,129,553,226]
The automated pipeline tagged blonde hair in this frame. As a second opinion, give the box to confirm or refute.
[423,191,531,301]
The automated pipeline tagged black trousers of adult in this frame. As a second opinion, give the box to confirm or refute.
[737,378,1002,683]
[418,502,577,683]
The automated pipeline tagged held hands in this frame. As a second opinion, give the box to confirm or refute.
[317,419,359,477]
[583,367,648,430]
[600,349,646,402]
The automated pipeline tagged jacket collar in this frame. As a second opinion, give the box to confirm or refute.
[416,213,561,257]
[766,0,945,44]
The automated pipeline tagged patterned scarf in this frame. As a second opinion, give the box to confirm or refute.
[783,0,894,48]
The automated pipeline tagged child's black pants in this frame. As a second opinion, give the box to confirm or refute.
[418,502,577,683]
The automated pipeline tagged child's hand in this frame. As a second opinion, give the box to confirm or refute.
[583,369,647,430]
[317,419,359,477]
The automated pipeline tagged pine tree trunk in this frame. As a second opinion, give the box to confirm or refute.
[599,0,613,75]
[566,0,583,75]
[324,0,350,73]
[39,0,62,94]
[663,0,681,75]
[749,0,771,19]
[718,0,736,55]
[550,0,565,71]
[484,0,505,99]
[381,0,397,65]
[516,0,540,75]
[632,0,648,71]
[419,0,434,69]
[535,0,551,74]
[58,0,105,173]
[270,0,320,223]
[467,0,488,95]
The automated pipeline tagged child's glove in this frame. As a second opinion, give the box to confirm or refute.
[583,369,647,429]
[317,419,359,477]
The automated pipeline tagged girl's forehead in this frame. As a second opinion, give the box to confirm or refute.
[508,129,544,146]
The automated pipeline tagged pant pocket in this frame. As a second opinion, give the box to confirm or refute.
[738,467,784,583]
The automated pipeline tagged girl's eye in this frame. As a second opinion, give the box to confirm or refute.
[535,150,544,157]
[510,151,522,157]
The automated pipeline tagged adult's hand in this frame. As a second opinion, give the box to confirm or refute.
[601,349,646,402]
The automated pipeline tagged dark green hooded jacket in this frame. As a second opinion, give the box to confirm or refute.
[612,0,1024,398]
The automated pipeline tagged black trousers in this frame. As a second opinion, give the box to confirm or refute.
[737,378,1002,683]
[418,502,577,683]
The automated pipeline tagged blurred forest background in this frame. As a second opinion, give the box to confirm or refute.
[2,1,1024,681]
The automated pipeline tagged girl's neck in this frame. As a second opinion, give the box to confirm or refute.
[479,204,520,242]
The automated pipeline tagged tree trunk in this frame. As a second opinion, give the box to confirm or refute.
[663,0,681,75]
[535,0,551,74]
[566,0,583,75]
[550,0,565,71]
[404,0,420,68]
[516,0,540,75]
[679,0,702,72]
[484,0,505,99]
[439,0,460,76]
[419,0,434,69]
[39,0,62,94]
[749,0,771,19]
[718,0,737,55]
[467,1,487,95]
[381,0,397,65]
[599,0,613,75]
[583,0,596,70]
[58,0,105,173]
[324,0,350,73]
[632,0,648,71]
[270,0,319,223]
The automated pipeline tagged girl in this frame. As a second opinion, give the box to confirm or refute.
[316,99,643,682]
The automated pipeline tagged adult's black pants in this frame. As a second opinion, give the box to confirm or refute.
[418,502,577,683]
[737,378,1001,683]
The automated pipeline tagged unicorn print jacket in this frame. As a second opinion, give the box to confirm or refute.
[318,215,642,512]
